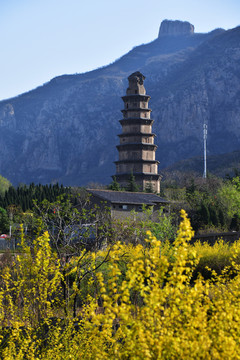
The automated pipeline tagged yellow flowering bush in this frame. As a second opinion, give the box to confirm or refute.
[192,238,240,281]
[1,210,240,359]
[0,228,62,328]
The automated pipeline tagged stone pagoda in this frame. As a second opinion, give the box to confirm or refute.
[113,72,161,193]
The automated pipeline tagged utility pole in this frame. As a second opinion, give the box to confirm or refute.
[203,123,207,178]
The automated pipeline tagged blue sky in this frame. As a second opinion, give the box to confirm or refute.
[0,0,239,100]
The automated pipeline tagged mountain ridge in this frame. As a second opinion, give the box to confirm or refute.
[0,20,239,186]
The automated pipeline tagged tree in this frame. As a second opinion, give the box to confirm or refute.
[0,207,9,233]
[0,175,11,197]
[144,182,154,193]
[109,176,121,191]
[139,206,176,242]
[126,172,139,192]
[218,177,240,218]
[230,214,240,231]
[0,182,70,211]
[186,178,196,197]
[218,208,226,228]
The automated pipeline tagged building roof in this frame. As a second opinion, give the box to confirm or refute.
[87,189,169,206]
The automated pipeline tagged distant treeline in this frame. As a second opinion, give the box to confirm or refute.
[0,183,70,212]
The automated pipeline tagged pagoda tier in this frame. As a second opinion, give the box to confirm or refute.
[118,133,156,146]
[115,173,161,193]
[115,158,160,179]
[113,71,161,193]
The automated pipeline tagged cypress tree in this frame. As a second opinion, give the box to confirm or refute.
[145,182,154,193]
[218,208,225,228]
[109,177,121,191]
[199,202,210,225]
[127,172,139,192]
[186,178,196,196]
[0,207,10,233]
[209,205,219,227]
[230,214,240,231]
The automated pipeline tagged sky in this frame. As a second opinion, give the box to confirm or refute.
[0,0,239,101]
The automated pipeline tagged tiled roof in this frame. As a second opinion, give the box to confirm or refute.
[87,189,169,205]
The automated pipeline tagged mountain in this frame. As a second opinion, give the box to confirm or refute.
[0,20,239,186]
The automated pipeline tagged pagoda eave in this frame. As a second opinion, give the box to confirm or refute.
[114,159,160,165]
[122,94,151,101]
[118,132,156,137]
[116,143,158,150]
[115,172,162,180]
[119,118,154,125]
[121,108,152,113]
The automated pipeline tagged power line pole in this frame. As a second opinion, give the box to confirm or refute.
[203,123,207,178]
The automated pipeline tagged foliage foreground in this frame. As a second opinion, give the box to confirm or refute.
[1,211,240,359]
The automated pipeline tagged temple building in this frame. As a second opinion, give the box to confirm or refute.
[113,72,161,193]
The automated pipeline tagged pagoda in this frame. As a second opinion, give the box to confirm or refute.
[113,72,161,193]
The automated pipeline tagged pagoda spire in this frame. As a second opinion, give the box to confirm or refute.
[113,72,161,193]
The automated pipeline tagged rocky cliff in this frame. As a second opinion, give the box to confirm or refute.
[0,20,239,186]
[158,20,194,36]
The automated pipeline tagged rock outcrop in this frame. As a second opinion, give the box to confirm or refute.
[0,21,239,186]
[158,20,194,37]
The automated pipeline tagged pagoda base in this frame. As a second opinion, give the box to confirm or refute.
[114,172,161,193]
